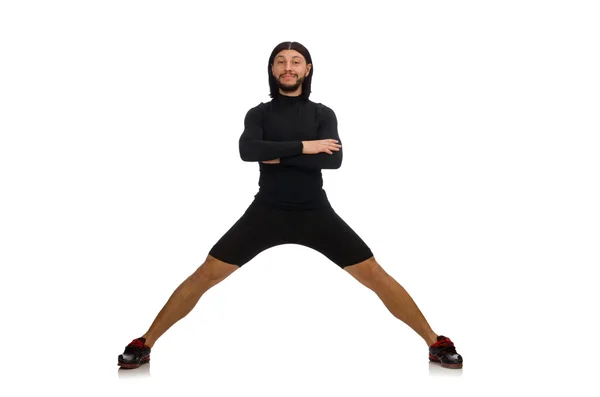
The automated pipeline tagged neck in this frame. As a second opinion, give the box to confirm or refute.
[279,89,302,97]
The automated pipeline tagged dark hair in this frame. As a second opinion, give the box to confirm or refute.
[268,41,313,100]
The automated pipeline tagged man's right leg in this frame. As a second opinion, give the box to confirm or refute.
[119,199,286,367]
[140,254,239,348]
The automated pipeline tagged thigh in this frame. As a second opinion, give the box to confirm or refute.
[294,206,374,269]
[209,200,289,267]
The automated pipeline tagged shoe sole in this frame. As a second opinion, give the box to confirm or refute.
[429,357,462,369]
[118,355,150,369]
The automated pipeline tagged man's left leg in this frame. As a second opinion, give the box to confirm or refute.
[344,256,437,346]
[294,205,463,368]
[344,256,462,368]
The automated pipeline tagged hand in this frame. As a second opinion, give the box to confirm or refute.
[262,158,280,164]
[301,139,342,155]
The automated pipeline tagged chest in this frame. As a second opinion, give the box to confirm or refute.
[263,104,320,141]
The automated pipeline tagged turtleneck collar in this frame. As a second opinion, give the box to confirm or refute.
[275,92,305,102]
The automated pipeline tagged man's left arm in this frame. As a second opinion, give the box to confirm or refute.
[277,106,343,170]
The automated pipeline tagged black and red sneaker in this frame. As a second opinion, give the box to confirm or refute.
[118,337,151,369]
[429,335,463,369]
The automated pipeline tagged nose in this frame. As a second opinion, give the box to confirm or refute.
[283,61,296,71]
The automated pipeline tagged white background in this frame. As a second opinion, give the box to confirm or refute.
[1,0,598,395]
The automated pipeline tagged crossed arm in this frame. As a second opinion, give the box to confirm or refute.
[238,105,343,170]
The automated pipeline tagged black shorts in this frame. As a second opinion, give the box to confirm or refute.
[209,199,373,269]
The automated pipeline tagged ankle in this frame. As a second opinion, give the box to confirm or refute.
[426,333,438,347]
[141,334,155,348]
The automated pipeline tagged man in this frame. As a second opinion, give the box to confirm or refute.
[118,41,463,370]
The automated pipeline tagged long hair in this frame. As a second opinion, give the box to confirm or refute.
[268,41,313,100]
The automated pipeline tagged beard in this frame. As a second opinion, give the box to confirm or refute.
[277,75,304,93]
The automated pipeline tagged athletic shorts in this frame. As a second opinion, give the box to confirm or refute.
[208,199,373,269]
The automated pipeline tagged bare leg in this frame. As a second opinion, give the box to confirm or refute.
[345,256,438,346]
[141,254,239,347]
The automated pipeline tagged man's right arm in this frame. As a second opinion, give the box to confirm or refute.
[239,105,303,162]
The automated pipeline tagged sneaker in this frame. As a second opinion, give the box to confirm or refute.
[118,337,151,369]
[429,335,463,369]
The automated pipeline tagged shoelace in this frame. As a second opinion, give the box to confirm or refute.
[127,338,146,350]
[433,338,457,354]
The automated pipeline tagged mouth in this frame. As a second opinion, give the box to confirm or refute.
[282,75,296,79]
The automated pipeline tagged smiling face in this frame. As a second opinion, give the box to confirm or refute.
[271,49,312,96]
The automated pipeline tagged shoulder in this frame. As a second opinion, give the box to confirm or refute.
[250,102,268,111]
[312,101,335,113]
[245,102,268,119]
[312,101,336,122]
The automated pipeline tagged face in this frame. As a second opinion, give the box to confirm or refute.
[271,49,312,96]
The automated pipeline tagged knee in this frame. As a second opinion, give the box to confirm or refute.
[344,256,387,288]
[191,255,239,284]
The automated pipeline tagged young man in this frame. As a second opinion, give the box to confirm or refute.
[118,41,463,370]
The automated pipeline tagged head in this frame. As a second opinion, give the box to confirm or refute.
[268,41,313,100]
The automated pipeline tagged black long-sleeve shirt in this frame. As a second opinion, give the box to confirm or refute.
[239,92,342,210]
